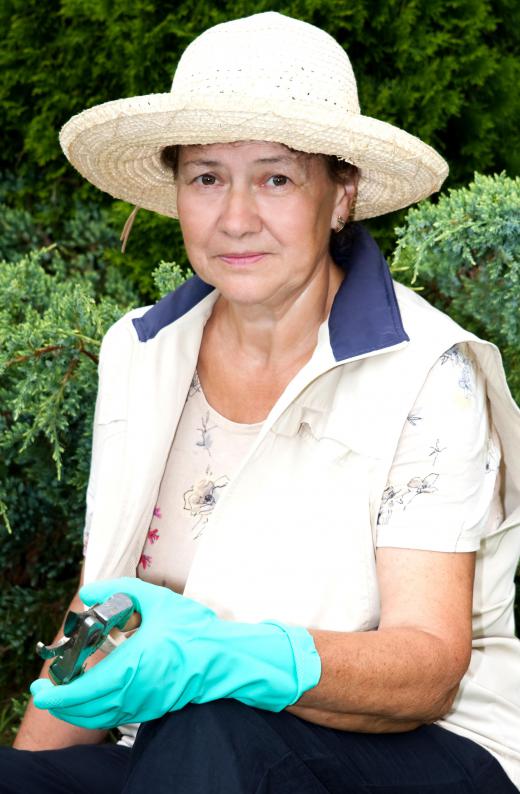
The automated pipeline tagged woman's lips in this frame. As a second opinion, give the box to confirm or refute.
[219,253,266,266]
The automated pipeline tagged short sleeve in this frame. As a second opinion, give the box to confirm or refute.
[376,343,503,552]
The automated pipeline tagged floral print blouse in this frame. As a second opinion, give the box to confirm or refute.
[138,371,263,593]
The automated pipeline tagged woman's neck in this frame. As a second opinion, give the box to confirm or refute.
[206,260,344,372]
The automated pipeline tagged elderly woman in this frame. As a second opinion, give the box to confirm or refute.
[2,11,519,794]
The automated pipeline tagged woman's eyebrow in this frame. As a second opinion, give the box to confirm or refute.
[253,156,299,165]
[182,159,221,168]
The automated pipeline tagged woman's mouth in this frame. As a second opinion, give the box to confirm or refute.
[218,252,266,266]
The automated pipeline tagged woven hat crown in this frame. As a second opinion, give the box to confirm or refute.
[171,12,360,118]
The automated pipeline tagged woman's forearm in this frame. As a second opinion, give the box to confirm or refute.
[287,626,467,730]
[14,693,107,750]
[286,704,423,733]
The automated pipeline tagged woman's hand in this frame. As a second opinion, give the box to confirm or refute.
[30,577,321,730]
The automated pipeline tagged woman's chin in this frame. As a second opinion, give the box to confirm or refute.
[218,286,279,308]
[202,271,284,308]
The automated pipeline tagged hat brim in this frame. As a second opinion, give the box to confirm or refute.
[60,93,448,221]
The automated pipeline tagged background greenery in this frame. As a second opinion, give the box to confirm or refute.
[0,0,519,743]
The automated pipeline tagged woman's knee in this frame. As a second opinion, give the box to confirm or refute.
[125,701,294,793]
[134,699,274,777]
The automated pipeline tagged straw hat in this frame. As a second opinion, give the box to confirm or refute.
[59,11,448,221]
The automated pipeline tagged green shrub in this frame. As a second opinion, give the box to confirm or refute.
[0,210,141,711]
[0,693,29,746]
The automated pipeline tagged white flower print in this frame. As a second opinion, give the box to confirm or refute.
[183,475,230,538]
[377,473,439,525]
[405,473,439,500]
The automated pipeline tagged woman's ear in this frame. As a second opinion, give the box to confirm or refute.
[331,170,359,231]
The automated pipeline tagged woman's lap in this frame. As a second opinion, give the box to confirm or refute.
[125,700,516,793]
[0,701,516,793]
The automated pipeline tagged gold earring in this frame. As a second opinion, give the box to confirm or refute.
[334,216,346,233]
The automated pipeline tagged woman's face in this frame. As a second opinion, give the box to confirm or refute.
[175,141,354,310]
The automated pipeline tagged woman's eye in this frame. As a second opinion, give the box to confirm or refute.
[194,174,217,185]
[266,174,289,187]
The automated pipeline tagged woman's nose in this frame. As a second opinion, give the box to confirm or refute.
[219,186,262,237]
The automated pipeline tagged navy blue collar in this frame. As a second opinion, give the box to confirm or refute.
[132,224,408,361]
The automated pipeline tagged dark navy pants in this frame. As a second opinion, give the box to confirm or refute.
[0,700,517,793]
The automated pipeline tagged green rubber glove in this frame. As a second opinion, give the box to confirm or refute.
[30,577,321,729]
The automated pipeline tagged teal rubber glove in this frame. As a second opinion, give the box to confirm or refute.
[30,577,321,729]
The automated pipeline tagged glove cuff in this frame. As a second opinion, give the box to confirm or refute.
[262,621,322,705]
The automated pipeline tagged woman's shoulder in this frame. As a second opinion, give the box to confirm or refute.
[389,281,503,381]
[105,304,152,338]
[98,305,152,373]
[392,280,477,343]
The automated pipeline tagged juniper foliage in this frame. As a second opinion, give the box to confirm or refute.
[0,218,141,700]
